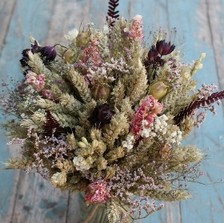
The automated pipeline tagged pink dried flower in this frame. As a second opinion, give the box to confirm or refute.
[128,15,143,41]
[81,39,101,66]
[85,180,110,204]
[41,89,54,100]
[25,71,45,92]
[131,95,163,137]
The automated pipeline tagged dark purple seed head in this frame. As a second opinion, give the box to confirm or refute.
[89,103,113,128]
[40,46,57,61]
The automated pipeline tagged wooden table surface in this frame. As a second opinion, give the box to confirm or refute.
[0,0,224,222]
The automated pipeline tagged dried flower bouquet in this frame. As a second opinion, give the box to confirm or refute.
[2,0,224,222]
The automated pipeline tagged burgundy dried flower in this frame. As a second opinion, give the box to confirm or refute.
[147,46,159,62]
[89,103,113,128]
[20,41,41,68]
[156,40,175,56]
[144,40,175,71]
[44,111,61,136]
[144,46,165,70]
[40,46,57,61]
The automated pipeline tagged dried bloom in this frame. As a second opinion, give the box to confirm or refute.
[44,111,60,136]
[20,41,40,68]
[191,53,206,74]
[174,90,224,125]
[81,39,101,66]
[41,89,54,100]
[145,46,164,69]
[51,171,67,187]
[85,180,110,204]
[141,114,182,145]
[156,40,175,55]
[122,134,135,151]
[73,156,93,171]
[25,71,45,92]
[131,95,163,137]
[89,103,113,128]
[128,15,143,41]
[145,40,175,70]
[149,46,160,62]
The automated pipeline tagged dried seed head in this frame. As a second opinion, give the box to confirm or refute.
[149,81,168,99]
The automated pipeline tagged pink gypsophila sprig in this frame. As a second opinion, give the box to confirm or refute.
[85,180,110,204]
[131,95,163,138]
[25,71,45,92]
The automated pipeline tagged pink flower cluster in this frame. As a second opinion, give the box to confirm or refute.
[131,95,163,138]
[81,39,101,66]
[25,71,45,92]
[129,15,143,41]
[85,180,110,204]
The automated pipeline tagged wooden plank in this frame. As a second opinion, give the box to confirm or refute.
[46,0,92,44]
[11,173,69,223]
[205,0,224,88]
[166,1,224,223]
[0,1,20,222]
[0,0,16,51]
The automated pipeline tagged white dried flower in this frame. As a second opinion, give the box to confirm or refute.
[51,172,67,187]
[141,115,182,145]
[122,134,135,151]
[73,156,92,171]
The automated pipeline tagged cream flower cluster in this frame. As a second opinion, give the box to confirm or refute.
[141,114,182,145]
[73,156,93,171]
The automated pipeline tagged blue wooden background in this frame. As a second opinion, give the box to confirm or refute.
[0,0,224,222]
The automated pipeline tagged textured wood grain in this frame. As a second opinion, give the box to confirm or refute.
[204,0,224,88]
[0,0,224,222]
[166,1,224,223]
[0,0,16,51]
